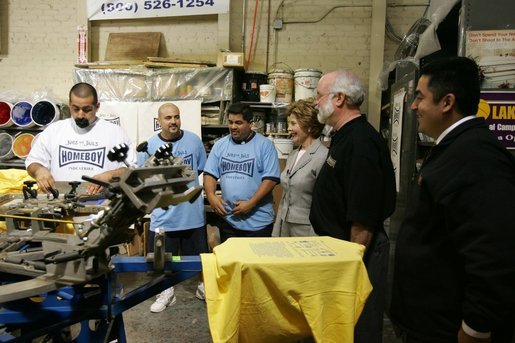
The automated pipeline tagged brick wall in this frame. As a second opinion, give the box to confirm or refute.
[0,0,78,101]
[384,2,427,65]
[90,15,219,63]
[231,0,373,79]
[0,0,426,100]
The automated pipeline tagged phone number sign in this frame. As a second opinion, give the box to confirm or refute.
[87,0,229,20]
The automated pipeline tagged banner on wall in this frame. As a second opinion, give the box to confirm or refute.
[87,0,229,21]
[97,100,202,146]
[390,90,406,192]
[477,91,515,150]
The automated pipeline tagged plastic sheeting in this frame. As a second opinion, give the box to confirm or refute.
[73,67,234,103]
[379,0,461,91]
[414,0,461,60]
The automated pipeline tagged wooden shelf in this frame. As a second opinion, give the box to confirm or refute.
[0,159,26,169]
[1,126,44,133]
[266,132,290,137]
[241,101,290,109]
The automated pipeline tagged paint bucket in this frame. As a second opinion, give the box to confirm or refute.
[11,101,34,127]
[12,132,34,159]
[259,84,276,103]
[0,101,14,127]
[268,70,293,103]
[294,69,322,100]
[31,100,60,126]
[273,138,293,159]
[0,132,15,161]
[242,71,268,101]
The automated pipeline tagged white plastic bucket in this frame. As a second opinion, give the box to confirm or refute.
[0,132,15,160]
[11,101,34,127]
[294,69,322,100]
[31,100,60,126]
[268,71,293,104]
[0,101,14,127]
[273,138,293,159]
[259,84,276,103]
[12,132,34,159]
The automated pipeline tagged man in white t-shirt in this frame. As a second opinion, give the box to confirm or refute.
[26,82,136,195]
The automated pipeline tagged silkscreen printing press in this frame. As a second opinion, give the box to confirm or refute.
[0,143,203,342]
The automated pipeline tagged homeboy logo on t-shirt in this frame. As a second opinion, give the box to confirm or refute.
[59,146,106,168]
[220,157,254,177]
[181,153,193,168]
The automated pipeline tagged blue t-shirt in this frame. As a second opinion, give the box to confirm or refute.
[137,130,207,232]
[204,133,280,230]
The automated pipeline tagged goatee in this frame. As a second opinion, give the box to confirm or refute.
[75,117,90,128]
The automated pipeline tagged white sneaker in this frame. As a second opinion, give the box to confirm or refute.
[196,282,205,301]
[150,287,176,313]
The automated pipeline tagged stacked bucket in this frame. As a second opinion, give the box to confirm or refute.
[248,67,321,159]
[0,100,60,161]
[254,68,322,104]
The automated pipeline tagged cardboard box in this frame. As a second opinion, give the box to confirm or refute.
[218,52,245,68]
[125,228,144,256]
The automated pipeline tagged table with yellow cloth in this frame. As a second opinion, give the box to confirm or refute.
[201,236,372,343]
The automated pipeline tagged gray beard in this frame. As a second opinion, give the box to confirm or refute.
[317,100,334,124]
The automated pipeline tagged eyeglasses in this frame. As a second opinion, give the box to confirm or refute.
[315,92,336,101]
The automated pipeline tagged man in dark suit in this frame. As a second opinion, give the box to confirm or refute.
[390,56,515,342]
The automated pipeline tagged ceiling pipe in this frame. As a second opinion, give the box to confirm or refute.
[241,0,246,54]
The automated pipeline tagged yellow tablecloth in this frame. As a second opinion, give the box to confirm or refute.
[201,237,372,343]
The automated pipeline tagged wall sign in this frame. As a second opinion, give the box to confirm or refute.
[478,91,515,149]
[87,0,229,21]
[466,30,515,89]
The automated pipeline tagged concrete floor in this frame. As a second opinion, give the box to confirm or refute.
[121,274,402,343]
[122,275,211,343]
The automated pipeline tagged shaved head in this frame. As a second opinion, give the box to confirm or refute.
[158,103,180,119]
[69,82,98,104]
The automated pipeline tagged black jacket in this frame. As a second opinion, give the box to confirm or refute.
[390,117,515,342]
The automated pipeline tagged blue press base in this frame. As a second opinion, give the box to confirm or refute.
[0,255,202,343]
